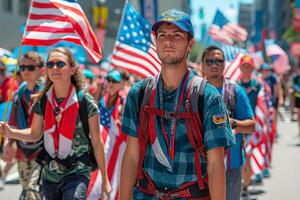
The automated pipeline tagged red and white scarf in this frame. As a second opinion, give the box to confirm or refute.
[44,84,79,159]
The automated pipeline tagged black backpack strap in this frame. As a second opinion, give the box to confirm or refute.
[77,90,89,134]
[40,94,47,115]
[77,90,98,170]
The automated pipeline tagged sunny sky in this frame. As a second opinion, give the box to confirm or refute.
[191,0,254,41]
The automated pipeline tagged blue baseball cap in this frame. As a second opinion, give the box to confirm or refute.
[107,69,122,82]
[260,63,272,70]
[83,69,95,80]
[152,9,194,37]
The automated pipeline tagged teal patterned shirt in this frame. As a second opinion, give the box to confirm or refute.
[122,72,235,199]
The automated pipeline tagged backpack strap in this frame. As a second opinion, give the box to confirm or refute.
[189,76,207,130]
[138,77,155,111]
[224,79,237,118]
[137,77,155,179]
[185,76,208,189]
[77,90,89,134]
[40,93,47,116]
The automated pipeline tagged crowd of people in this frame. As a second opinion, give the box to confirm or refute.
[0,8,298,200]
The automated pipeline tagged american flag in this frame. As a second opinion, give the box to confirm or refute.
[265,39,290,74]
[22,0,102,63]
[248,86,269,175]
[86,95,127,200]
[208,9,247,45]
[110,2,161,78]
[222,45,248,81]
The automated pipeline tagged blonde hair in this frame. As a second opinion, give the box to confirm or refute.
[38,47,83,99]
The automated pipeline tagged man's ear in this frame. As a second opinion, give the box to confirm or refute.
[187,38,195,53]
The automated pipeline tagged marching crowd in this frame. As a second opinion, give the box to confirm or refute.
[0,8,298,200]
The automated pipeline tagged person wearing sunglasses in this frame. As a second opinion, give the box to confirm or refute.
[202,46,255,200]
[2,51,44,199]
[86,68,128,200]
[0,47,111,200]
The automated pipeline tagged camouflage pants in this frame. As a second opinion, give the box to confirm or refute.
[18,160,42,200]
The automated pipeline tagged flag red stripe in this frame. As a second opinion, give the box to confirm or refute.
[86,170,99,198]
[26,26,74,33]
[252,148,263,170]
[107,139,122,180]
[29,14,68,21]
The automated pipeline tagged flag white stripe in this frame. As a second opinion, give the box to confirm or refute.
[24,31,78,39]
[27,20,72,28]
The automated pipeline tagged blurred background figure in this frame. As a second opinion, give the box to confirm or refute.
[260,63,284,134]
[292,64,300,136]
[87,68,128,200]
[83,68,97,97]
[0,58,19,190]
[3,51,44,200]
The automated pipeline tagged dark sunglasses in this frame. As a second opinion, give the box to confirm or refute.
[20,65,36,72]
[106,78,119,84]
[46,61,66,69]
[205,59,224,66]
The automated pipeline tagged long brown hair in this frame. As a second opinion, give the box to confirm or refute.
[38,47,84,99]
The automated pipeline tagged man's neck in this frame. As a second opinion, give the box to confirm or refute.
[161,64,188,92]
[27,81,37,91]
[207,78,224,88]
[107,93,118,109]
[241,76,251,83]
[53,81,71,98]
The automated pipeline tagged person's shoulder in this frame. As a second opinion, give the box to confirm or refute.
[203,83,223,102]
[128,78,150,97]
[16,82,28,93]
[79,90,95,104]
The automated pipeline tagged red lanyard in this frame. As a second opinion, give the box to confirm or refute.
[158,70,190,160]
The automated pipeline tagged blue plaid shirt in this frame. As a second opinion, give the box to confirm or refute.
[122,72,235,199]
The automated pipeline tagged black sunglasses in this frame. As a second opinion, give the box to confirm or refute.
[205,59,224,66]
[46,61,66,69]
[20,64,36,72]
[106,78,119,84]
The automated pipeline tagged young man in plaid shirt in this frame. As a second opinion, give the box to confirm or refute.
[120,9,235,200]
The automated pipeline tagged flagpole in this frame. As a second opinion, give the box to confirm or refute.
[109,0,128,68]
[0,45,23,144]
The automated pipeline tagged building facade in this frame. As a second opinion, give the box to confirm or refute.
[238,3,254,39]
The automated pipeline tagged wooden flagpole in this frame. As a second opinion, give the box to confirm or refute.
[0,45,23,144]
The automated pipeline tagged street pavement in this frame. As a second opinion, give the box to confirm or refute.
[0,109,299,200]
